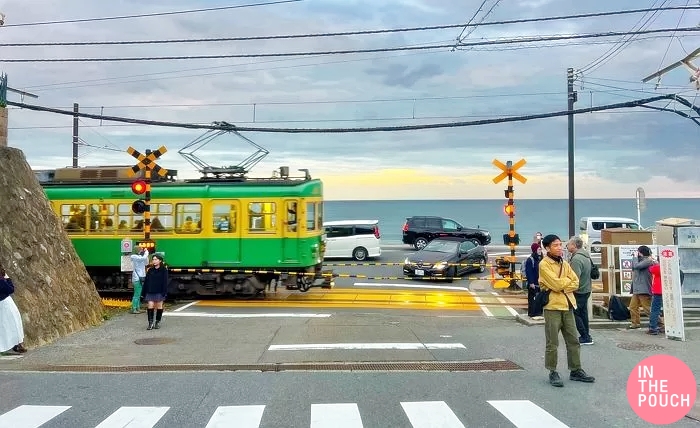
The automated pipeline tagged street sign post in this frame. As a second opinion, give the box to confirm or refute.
[127,146,168,249]
[492,158,527,289]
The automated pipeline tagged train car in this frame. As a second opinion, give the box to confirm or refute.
[37,165,330,297]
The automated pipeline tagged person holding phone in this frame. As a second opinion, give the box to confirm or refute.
[0,267,27,353]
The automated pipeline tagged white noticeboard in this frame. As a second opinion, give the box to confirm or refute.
[658,245,686,341]
[618,245,658,296]
[121,255,134,273]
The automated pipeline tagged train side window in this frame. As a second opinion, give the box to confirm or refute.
[286,201,298,232]
[117,204,143,231]
[61,204,87,233]
[175,203,202,234]
[212,203,238,233]
[306,202,317,231]
[150,203,173,232]
[248,202,277,232]
[89,204,115,232]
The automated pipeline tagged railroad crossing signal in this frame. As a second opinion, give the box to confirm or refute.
[127,146,168,244]
[492,158,527,184]
[492,158,527,290]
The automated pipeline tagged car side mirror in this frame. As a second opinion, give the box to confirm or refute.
[457,225,462,231]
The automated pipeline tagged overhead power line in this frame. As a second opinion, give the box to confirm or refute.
[2,6,699,47]
[7,94,697,133]
[3,27,699,62]
[0,0,302,28]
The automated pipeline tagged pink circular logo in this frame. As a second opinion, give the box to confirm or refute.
[627,355,697,425]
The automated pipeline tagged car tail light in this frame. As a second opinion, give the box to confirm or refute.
[402,222,408,232]
[374,225,380,239]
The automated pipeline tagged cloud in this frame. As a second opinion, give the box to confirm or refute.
[2,0,700,200]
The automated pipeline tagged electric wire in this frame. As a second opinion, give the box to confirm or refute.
[0,0,303,28]
[653,0,692,85]
[3,27,699,62]
[6,94,696,133]
[2,6,699,47]
[579,0,671,74]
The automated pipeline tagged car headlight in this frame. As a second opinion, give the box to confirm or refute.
[404,258,411,265]
[433,261,447,270]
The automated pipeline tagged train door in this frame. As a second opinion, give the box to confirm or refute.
[282,199,299,263]
[207,201,241,266]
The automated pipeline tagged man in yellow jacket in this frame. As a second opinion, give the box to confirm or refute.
[539,234,595,387]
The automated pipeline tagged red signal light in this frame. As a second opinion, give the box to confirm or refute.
[131,180,147,195]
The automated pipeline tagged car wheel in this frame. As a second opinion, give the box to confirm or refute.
[478,257,486,273]
[414,237,428,250]
[352,247,368,261]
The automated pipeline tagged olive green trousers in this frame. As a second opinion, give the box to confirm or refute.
[544,309,582,372]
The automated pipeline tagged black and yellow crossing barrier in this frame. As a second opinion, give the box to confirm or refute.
[324,262,494,268]
[167,267,495,282]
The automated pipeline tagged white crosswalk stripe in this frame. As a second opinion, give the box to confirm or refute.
[93,407,170,428]
[401,401,465,427]
[488,400,570,428]
[311,403,363,428]
[0,400,571,427]
[205,405,266,428]
[0,405,70,428]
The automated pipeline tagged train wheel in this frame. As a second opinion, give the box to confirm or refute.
[297,276,313,292]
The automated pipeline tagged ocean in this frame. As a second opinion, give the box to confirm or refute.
[322,199,700,244]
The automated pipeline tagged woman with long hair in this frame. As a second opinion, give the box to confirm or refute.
[142,254,169,330]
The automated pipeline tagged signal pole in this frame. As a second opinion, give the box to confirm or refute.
[127,146,168,251]
[567,67,577,238]
[492,158,527,289]
[72,103,79,168]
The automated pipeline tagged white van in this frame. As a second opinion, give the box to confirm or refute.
[323,220,382,261]
[579,216,641,253]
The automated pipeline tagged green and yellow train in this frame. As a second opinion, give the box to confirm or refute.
[36,165,330,297]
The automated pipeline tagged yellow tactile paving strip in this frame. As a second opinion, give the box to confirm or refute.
[194,288,485,311]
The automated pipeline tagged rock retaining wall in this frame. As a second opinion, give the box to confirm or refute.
[0,146,103,348]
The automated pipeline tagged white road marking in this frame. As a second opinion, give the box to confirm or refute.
[472,294,494,317]
[311,403,363,428]
[205,405,266,428]
[400,401,466,428]
[164,312,332,318]
[488,400,570,428]
[172,301,198,312]
[268,342,466,351]
[0,405,71,428]
[353,282,471,292]
[491,292,519,317]
[94,407,170,428]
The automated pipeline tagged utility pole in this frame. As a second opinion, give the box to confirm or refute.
[567,68,577,238]
[72,103,79,168]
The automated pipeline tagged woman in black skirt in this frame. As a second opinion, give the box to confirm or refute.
[142,254,168,330]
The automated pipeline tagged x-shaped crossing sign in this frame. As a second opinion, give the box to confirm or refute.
[127,146,169,177]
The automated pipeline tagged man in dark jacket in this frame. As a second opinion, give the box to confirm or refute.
[628,246,655,329]
[567,237,593,345]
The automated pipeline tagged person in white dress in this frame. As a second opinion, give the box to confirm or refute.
[0,266,27,353]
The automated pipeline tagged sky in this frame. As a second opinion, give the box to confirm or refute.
[1,0,699,200]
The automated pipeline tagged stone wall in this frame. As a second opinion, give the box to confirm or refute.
[0,147,104,348]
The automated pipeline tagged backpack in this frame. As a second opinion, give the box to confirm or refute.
[520,256,533,285]
[589,259,600,280]
[608,295,630,321]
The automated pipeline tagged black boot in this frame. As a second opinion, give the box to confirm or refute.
[549,371,563,387]
[570,369,595,383]
[147,309,154,330]
[154,309,163,329]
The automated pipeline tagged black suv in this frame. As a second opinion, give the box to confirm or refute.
[402,216,491,250]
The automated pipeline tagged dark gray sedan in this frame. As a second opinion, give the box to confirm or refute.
[402,237,488,282]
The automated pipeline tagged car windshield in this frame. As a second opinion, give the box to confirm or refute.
[423,240,458,253]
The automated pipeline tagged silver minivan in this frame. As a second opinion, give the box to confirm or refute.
[579,216,641,253]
